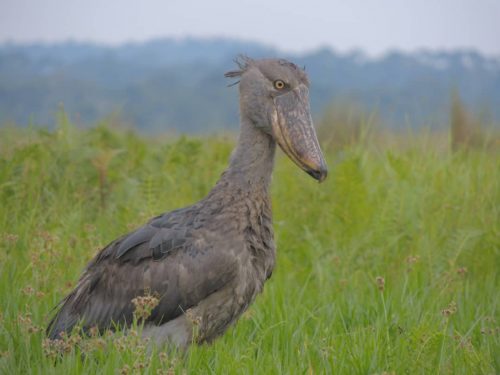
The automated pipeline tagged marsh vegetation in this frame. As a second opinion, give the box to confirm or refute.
[0,114,498,373]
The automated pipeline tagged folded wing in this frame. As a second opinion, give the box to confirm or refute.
[47,210,238,339]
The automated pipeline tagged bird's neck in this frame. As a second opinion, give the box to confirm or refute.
[217,117,276,195]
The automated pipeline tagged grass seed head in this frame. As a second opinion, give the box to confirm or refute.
[406,255,420,271]
[42,330,82,358]
[89,325,99,337]
[4,233,19,244]
[132,294,160,320]
[185,308,202,326]
[375,276,385,292]
[441,301,458,317]
[133,361,146,371]
[18,314,40,334]
[22,286,35,296]
[35,290,46,298]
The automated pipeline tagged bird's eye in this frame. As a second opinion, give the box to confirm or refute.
[274,80,286,90]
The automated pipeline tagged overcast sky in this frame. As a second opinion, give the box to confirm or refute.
[1,0,499,56]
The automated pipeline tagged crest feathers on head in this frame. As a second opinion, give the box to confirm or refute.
[224,55,254,86]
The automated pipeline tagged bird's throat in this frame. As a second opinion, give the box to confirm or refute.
[222,117,276,194]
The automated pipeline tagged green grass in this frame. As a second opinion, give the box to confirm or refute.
[0,120,498,374]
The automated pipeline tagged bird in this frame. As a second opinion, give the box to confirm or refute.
[46,56,328,349]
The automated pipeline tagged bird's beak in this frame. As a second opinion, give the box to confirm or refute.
[271,84,328,182]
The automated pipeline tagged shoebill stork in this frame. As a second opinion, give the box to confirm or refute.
[47,57,327,348]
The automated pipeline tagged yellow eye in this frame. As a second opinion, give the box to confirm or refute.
[274,80,286,90]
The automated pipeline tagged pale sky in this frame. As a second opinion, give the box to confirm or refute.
[1,0,499,56]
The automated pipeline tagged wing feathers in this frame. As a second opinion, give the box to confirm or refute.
[47,216,239,339]
[115,226,157,259]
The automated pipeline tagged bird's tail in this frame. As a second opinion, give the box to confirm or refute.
[46,274,94,339]
[46,295,80,339]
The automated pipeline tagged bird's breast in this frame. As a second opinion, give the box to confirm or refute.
[202,193,275,300]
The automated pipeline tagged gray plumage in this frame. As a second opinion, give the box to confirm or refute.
[47,57,327,348]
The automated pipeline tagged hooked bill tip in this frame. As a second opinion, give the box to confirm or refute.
[306,165,328,183]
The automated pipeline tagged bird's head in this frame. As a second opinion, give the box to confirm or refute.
[226,56,327,182]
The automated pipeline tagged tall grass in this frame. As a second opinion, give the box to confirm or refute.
[450,90,498,152]
[0,119,498,374]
